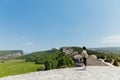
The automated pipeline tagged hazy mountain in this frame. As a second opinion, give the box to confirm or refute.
[90,47,120,54]
[0,50,24,59]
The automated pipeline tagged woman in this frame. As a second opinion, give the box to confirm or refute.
[81,46,88,69]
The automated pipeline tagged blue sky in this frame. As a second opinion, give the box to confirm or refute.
[0,0,120,53]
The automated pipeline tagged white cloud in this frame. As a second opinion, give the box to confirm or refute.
[24,42,34,46]
[101,35,120,43]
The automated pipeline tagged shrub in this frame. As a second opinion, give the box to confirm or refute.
[0,61,5,63]
[37,66,45,71]
[114,57,120,62]
[60,65,68,68]
[113,60,120,66]
[34,58,45,64]
[57,56,75,68]
[97,55,106,60]
[44,61,51,70]
[105,58,114,64]
[51,60,58,69]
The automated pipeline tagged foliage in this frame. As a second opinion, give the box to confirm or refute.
[57,56,75,68]
[105,58,114,64]
[113,60,120,66]
[0,61,5,63]
[37,65,45,71]
[19,46,120,68]
[51,60,58,69]
[20,50,59,63]
[70,47,82,54]
[44,60,51,70]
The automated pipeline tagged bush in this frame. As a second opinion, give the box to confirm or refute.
[44,60,58,70]
[37,66,45,71]
[97,54,106,60]
[114,57,120,62]
[113,60,120,66]
[105,58,114,64]
[57,56,75,68]
[60,65,68,68]
[44,61,51,70]
[34,58,45,64]
[0,61,5,63]
[51,60,58,69]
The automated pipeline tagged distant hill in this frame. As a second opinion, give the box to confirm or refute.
[20,47,108,66]
[19,46,120,67]
[0,50,24,59]
[90,47,120,54]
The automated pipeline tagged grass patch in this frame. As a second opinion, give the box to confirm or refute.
[0,60,44,78]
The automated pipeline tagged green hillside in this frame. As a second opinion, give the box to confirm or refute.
[19,47,120,69]
[19,48,76,70]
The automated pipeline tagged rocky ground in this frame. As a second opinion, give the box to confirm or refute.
[0,66,120,80]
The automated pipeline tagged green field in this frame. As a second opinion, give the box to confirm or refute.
[0,60,44,78]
